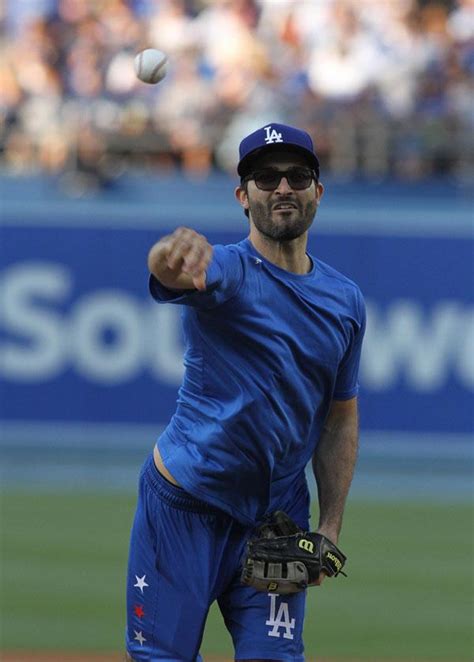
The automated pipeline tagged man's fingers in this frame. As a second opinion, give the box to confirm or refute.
[166,229,209,272]
[190,240,213,290]
[310,571,327,586]
[184,243,213,276]
[166,240,189,269]
[183,244,207,273]
[165,227,192,268]
[193,272,207,291]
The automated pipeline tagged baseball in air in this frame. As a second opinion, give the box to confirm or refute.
[134,48,168,84]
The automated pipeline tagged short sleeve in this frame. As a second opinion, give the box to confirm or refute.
[333,286,366,400]
[149,244,244,309]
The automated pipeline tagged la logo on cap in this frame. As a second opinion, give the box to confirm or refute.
[264,126,283,145]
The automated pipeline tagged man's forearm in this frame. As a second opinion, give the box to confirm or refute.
[312,401,359,543]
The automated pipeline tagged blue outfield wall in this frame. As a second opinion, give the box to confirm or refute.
[0,174,473,445]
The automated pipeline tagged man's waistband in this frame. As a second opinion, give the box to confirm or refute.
[142,453,222,515]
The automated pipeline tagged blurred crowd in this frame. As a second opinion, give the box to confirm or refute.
[1,0,473,190]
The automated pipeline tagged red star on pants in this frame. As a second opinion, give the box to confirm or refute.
[134,605,145,618]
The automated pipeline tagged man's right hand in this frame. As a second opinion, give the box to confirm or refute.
[148,227,213,291]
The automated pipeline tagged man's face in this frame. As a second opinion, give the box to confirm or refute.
[237,150,323,242]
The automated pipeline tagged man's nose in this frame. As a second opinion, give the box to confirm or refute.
[274,176,293,193]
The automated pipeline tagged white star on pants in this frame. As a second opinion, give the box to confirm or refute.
[134,575,149,593]
[134,630,146,646]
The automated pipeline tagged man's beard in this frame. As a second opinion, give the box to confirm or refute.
[249,197,317,241]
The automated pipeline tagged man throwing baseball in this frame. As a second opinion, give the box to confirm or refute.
[126,123,366,661]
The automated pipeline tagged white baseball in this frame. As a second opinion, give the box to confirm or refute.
[134,49,168,84]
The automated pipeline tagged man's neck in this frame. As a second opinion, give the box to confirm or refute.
[249,231,311,275]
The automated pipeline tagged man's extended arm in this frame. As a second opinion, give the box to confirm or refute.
[312,397,359,546]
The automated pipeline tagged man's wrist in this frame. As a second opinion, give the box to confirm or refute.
[315,524,339,545]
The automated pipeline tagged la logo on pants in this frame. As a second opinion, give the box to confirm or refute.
[265,593,295,640]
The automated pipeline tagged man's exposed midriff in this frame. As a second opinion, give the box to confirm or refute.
[153,444,181,487]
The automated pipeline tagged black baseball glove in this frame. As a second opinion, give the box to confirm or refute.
[241,511,347,595]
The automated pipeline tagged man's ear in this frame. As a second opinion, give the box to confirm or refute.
[316,181,324,204]
[235,185,249,212]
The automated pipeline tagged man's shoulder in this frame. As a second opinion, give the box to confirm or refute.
[213,238,247,256]
[312,257,364,317]
[212,239,255,267]
[312,257,361,294]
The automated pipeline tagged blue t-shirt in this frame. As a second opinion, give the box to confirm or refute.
[150,238,366,525]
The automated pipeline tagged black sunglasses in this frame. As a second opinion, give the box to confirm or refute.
[242,166,317,191]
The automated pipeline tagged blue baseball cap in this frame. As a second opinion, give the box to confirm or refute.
[237,123,320,178]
